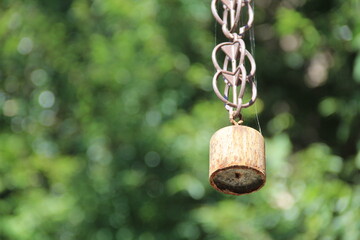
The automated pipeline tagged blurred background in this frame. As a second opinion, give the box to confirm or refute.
[0,0,359,239]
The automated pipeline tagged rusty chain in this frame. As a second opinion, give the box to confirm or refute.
[211,0,257,125]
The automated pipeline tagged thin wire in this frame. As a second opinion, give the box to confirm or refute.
[249,0,262,134]
[214,1,218,53]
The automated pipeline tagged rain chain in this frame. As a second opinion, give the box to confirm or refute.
[208,0,266,196]
[211,0,257,125]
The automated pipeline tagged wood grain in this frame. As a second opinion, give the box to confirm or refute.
[209,125,266,195]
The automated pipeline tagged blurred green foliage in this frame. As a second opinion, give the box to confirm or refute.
[0,0,360,239]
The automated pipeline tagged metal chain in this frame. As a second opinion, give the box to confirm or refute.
[211,0,257,125]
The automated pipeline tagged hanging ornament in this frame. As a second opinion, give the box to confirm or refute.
[209,0,265,195]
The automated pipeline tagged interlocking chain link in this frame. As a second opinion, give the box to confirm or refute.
[211,0,257,125]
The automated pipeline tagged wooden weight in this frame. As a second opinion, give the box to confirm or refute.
[209,125,266,195]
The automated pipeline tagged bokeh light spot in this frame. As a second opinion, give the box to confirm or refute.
[38,90,55,108]
[144,151,161,167]
[31,69,48,86]
[3,99,19,117]
[17,37,33,55]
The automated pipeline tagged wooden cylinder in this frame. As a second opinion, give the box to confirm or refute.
[209,125,265,195]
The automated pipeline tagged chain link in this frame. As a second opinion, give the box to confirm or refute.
[211,0,257,124]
